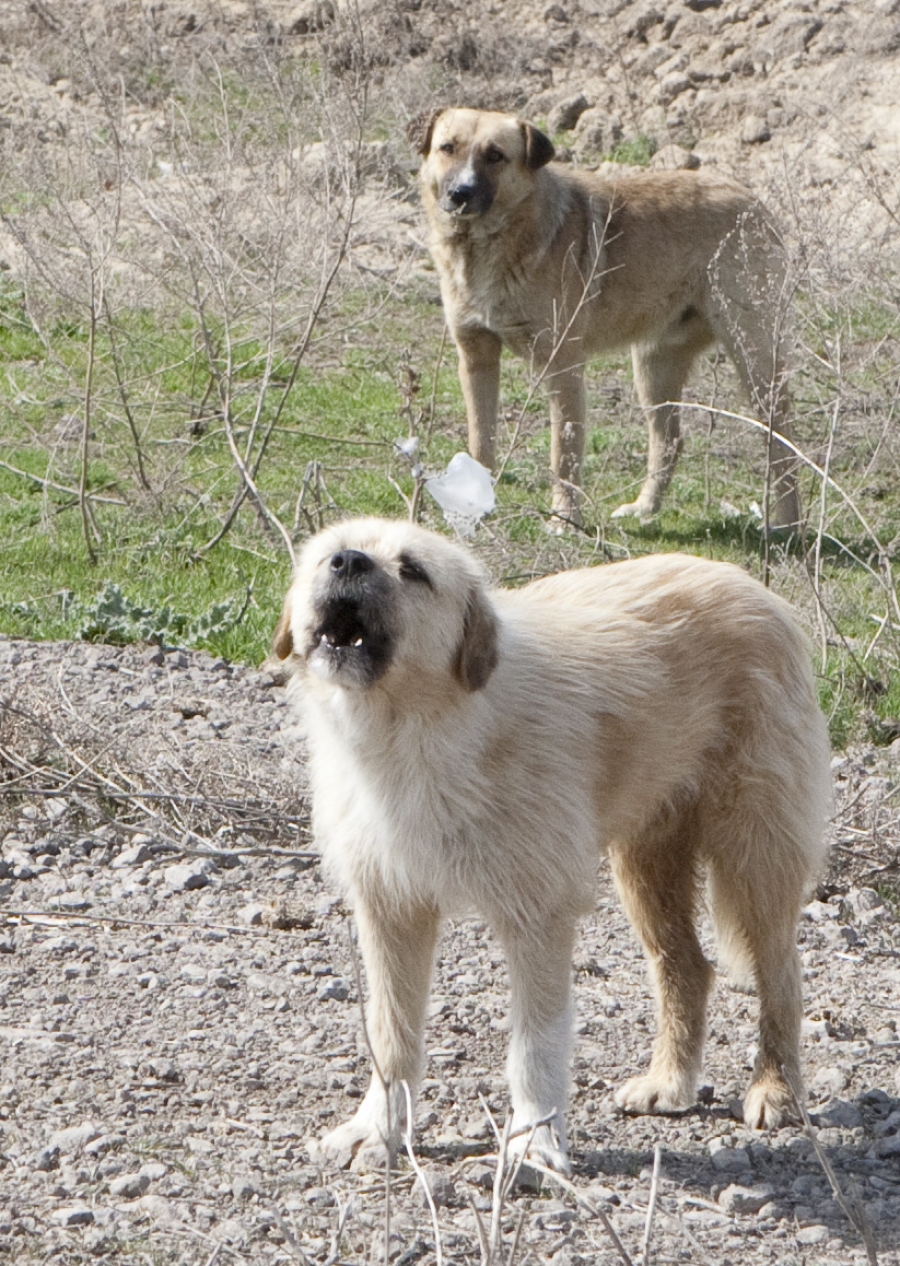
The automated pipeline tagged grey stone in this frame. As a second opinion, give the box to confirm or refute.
[48,1122,102,1154]
[232,1173,258,1200]
[163,861,212,891]
[112,843,153,869]
[109,1171,150,1199]
[795,1224,829,1244]
[718,1184,775,1215]
[52,1206,94,1227]
[548,93,590,133]
[710,1145,752,1173]
[317,977,350,1002]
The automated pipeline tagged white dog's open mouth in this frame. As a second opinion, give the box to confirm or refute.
[308,598,391,685]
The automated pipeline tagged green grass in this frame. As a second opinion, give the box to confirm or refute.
[3,275,900,752]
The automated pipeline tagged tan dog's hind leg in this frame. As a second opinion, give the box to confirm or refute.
[708,225,802,532]
[737,346,800,533]
[610,828,715,1115]
[311,895,440,1170]
[496,912,578,1174]
[456,327,503,472]
[548,366,586,526]
[613,321,710,522]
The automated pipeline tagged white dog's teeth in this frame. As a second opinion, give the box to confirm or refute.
[353,638,363,648]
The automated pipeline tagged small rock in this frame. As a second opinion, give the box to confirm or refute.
[710,1145,752,1173]
[84,1134,126,1157]
[741,115,771,144]
[232,1174,258,1201]
[656,72,692,106]
[795,1224,829,1244]
[52,1206,94,1227]
[35,1146,60,1171]
[239,903,266,927]
[841,887,885,925]
[649,142,700,169]
[179,962,209,985]
[112,843,153,869]
[718,1183,775,1214]
[548,93,590,133]
[109,1171,150,1199]
[49,1123,102,1154]
[163,861,212,891]
[317,977,350,1002]
[146,1057,179,1083]
[414,1167,456,1209]
[815,1098,862,1129]
[573,108,624,156]
[810,1066,850,1096]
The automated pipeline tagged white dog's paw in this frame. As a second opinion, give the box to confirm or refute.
[308,1114,396,1172]
[610,498,657,523]
[506,1115,570,1181]
[614,1073,694,1116]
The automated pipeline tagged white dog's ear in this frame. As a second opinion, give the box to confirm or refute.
[455,585,498,691]
[271,598,294,661]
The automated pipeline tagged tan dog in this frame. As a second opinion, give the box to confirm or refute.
[410,107,801,530]
[273,518,830,1173]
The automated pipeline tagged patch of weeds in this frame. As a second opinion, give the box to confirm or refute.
[610,133,658,166]
[74,583,249,649]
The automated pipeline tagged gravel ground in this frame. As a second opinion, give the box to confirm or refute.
[1,635,899,1266]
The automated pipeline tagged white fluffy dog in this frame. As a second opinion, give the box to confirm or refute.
[273,518,830,1173]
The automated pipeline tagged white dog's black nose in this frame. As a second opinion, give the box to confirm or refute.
[330,550,373,579]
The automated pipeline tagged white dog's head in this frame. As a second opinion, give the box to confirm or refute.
[272,518,498,693]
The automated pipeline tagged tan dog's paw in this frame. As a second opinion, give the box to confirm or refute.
[742,1076,799,1130]
[614,1073,694,1116]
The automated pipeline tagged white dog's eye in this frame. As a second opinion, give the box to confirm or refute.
[398,553,432,587]
[438,141,455,155]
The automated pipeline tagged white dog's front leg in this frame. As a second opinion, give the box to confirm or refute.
[498,915,577,1175]
[310,892,440,1171]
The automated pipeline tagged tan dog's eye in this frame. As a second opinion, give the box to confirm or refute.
[484,146,506,163]
[438,141,455,155]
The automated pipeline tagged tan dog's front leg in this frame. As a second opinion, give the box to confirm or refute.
[311,894,440,1171]
[455,327,502,471]
[548,366,586,526]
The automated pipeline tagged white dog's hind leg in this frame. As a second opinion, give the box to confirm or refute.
[497,914,577,1175]
[311,895,440,1171]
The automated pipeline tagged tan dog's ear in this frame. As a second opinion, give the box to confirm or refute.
[407,108,444,155]
[271,599,294,661]
[521,122,555,170]
[455,585,498,692]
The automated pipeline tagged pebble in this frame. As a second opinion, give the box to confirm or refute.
[163,861,212,891]
[718,1184,775,1215]
[51,1206,94,1227]
[48,1123,101,1154]
[109,1171,150,1199]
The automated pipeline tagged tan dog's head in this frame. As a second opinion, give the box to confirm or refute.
[273,518,498,694]
[408,107,555,221]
